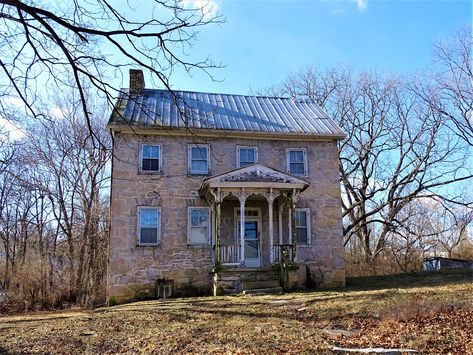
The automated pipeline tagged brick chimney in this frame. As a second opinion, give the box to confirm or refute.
[129,69,145,95]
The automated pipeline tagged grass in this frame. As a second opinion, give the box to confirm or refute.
[1,269,473,354]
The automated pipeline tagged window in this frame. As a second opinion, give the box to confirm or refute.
[188,145,209,174]
[295,208,310,245]
[141,145,161,172]
[138,207,161,245]
[235,208,260,217]
[287,149,307,176]
[237,146,257,167]
[188,207,211,245]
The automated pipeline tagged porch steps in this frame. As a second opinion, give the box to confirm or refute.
[242,286,283,295]
[241,280,280,290]
[214,267,283,295]
[240,269,282,295]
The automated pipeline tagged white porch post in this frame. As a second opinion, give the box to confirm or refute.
[278,198,283,245]
[288,201,293,246]
[291,188,297,262]
[267,188,275,264]
[211,188,222,265]
[238,189,247,266]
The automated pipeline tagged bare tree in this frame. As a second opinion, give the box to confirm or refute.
[0,0,222,141]
[415,27,473,146]
[0,86,111,309]
[266,66,472,266]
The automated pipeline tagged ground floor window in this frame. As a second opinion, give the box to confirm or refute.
[295,208,310,245]
[188,207,211,245]
[138,207,161,245]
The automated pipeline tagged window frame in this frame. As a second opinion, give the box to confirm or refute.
[188,144,210,175]
[286,148,308,176]
[140,144,162,173]
[188,207,212,246]
[236,146,258,168]
[137,206,161,246]
[295,208,311,245]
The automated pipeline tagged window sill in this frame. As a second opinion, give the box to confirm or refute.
[138,171,163,175]
[187,244,211,248]
[296,243,311,247]
[136,244,161,248]
[188,172,210,176]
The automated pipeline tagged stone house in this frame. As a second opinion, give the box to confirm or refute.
[107,70,345,302]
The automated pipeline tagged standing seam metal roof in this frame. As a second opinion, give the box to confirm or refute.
[109,89,345,138]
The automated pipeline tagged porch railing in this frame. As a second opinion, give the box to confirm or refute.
[272,244,295,264]
[220,245,241,265]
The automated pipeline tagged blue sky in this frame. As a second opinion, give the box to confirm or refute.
[162,0,471,94]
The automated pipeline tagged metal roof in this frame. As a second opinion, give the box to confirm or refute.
[109,89,345,138]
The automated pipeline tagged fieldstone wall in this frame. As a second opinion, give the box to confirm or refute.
[108,132,345,302]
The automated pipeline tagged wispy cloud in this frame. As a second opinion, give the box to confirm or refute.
[354,0,367,13]
[183,0,219,20]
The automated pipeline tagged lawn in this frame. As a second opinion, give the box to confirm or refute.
[1,270,473,354]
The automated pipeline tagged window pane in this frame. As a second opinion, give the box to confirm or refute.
[190,227,208,244]
[141,227,158,244]
[191,209,209,227]
[290,150,304,163]
[143,145,160,159]
[191,147,207,160]
[191,160,208,173]
[141,208,157,227]
[296,228,308,244]
[239,148,256,167]
[290,162,305,175]
[142,158,159,171]
[295,210,307,227]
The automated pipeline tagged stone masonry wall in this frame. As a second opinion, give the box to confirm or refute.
[108,132,345,302]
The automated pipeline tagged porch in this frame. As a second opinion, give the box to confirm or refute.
[200,164,309,294]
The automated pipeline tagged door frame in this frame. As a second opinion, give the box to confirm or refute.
[234,208,262,267]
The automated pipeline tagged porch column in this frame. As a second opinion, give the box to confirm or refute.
[288,201,293,246]
[237,189,248,266]
[278,197,284,245]
[210,188,223,265]
[291,188,297,262]
[267,188,275,264]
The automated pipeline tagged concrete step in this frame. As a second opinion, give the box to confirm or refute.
[241,280,280,290]
[240,273,280,282]
[242,287,283,295]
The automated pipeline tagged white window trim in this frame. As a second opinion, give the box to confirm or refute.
[295,208,311,245]
[236,146,258,168]
[137,206,161,246]
[188,207,212,246]
[140,144,162,173]
[286,148,308,176]
[188,144,210,175]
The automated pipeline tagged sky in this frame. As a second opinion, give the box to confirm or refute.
[160,0,472,95]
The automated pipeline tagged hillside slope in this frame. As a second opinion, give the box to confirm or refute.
[1,269,472,353]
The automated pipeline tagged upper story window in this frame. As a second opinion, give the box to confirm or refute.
[188,207,211,245]
[295,208,310,245]
[138,207,161,246]
[141,144,161,172]
[188,144,209,174]
[237,146,257,168]
[287,148,307,176]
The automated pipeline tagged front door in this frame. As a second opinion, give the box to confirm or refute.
[238,220,261,267]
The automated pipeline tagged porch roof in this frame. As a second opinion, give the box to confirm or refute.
[199,164,310,195]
